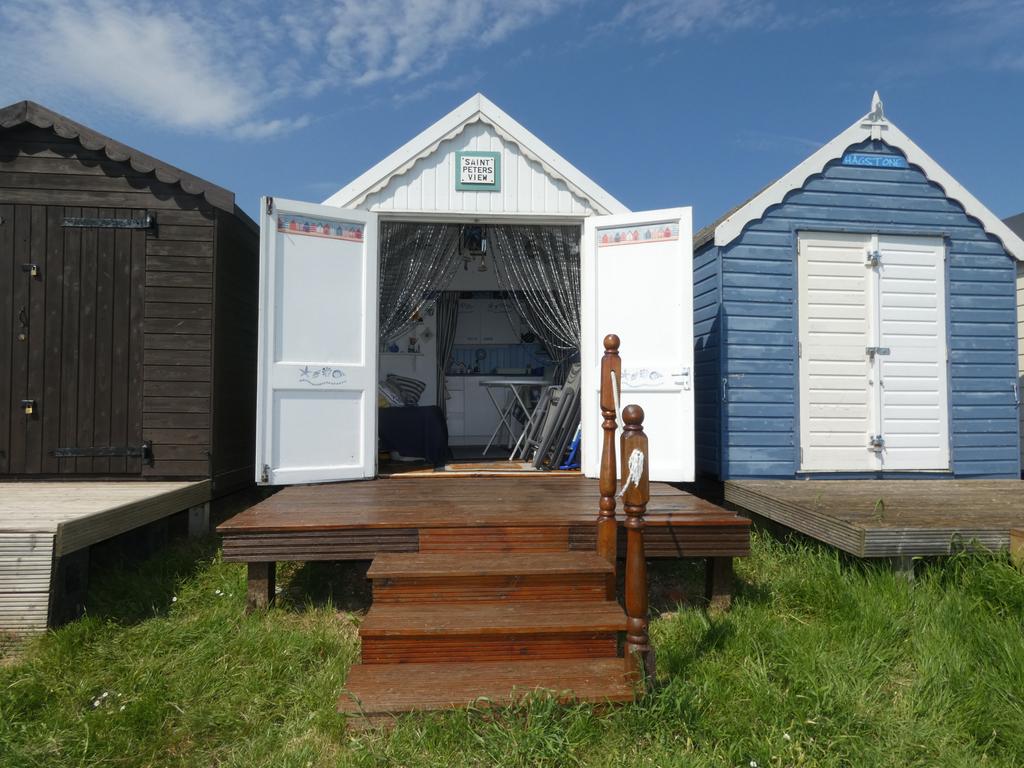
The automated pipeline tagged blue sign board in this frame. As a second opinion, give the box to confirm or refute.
[842,153,908,169]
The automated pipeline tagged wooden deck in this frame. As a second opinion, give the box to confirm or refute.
[725,479,1024,558]
[1,480,210,634]
[218,476,751,564]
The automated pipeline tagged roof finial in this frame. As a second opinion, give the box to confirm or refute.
[868,90,885,122]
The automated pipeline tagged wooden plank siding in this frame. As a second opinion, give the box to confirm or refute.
[695,139,1020,479]
[0,120,256,488]
[210,209,259,493]
[693,243,722,477]
[1018,262,1024,474]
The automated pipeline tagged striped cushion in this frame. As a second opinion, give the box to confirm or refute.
[386,374,426,405]
[378,381,405,408]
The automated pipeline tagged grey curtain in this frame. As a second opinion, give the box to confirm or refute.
[489,225,581,364]
[434,292,460,415]
[379,222,461,341]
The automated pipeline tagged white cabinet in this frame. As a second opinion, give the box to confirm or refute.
[454,299,522,345]
[482,300,521,344]
[454,300,481,344]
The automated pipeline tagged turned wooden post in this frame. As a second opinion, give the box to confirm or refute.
[597,334,622,597]
[621,404,653,680]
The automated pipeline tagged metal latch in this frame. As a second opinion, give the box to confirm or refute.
[869,434,885,452]
[866,346,890,358]
[20,399,35,415]
[21,263,39,277]
[866,249,881,267]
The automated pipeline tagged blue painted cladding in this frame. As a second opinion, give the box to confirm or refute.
[693,243,721,475]
[711,139,1020,479]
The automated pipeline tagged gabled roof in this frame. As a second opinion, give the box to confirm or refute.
[323,93,628,215]
[1006,212,1024,240]
[0,100,240,215]
[696,92,1024,262]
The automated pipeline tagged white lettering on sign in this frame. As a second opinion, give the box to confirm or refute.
[460,156,495,185]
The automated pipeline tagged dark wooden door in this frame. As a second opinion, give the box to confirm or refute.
[0,203,145,475]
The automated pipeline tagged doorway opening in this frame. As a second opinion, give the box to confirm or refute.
[374,220,584,476]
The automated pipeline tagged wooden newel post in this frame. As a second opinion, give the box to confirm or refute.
[597,334,622,597]
[621,404,653,681]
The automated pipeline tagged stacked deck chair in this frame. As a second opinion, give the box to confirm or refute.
[520,363,582,469]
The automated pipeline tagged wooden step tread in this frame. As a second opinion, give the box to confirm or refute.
[360,600,626,637]
[338,658,636,719]
[368,552,614,578]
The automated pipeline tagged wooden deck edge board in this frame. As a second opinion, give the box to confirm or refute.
[725,482,866,556]
[55,480,211,555]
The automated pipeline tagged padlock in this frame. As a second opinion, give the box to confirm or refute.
[21,399,35,415]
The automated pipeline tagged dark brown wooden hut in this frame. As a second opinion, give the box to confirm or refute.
[0,100,258,495]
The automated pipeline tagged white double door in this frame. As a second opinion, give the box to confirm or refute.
[798,231,949,473]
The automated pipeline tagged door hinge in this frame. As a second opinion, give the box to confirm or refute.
[797,341,802,358]
[261,463,270,483]
[52,440,153,465]
[671,368,691,391]
[265,197,274,216]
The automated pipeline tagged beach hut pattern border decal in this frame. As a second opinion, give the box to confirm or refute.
[277,214,365,242]
[598,222,679,247]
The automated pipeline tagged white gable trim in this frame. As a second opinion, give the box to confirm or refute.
[713,106,1024,262]
[323,93,628,216]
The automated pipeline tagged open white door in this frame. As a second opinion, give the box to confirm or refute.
[580,209,694,482]
[255,197,378,485]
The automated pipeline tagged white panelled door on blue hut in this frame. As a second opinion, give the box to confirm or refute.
[798,231,949,472]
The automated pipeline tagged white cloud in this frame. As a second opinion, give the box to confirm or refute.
[0,0,263,132]
[613,0,775,39]
[0,0,576,138]
[235,114,314,140]
[321,0,573,85]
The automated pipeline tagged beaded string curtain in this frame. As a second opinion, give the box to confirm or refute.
[378,222,461,342]
[434,292,460,415]
[490,224,582,364]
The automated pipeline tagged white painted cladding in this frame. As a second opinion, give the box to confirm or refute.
[798,231,949,473]
[356,121,596,217]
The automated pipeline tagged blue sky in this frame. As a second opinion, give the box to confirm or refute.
[2,0,1022,227]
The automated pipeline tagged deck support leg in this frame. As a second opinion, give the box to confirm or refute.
[1010,529,1024,569]
[188,503,211,538]
[247,561,276,611]
[890,556,915,582]
[49,547,90,627]
[704,557,733,611]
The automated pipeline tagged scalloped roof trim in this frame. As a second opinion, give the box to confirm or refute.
[0,100,238,214]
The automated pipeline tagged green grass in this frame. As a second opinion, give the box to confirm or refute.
[2,531,1023,767]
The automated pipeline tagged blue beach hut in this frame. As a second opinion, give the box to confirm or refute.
[694,93,1024,480]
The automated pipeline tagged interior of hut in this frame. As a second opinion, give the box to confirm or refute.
[375,221,583,474]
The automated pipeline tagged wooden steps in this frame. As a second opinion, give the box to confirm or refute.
[338,658,636,728]
[359,600,625,663]
[368,552,613,603]
[340,549,635,722]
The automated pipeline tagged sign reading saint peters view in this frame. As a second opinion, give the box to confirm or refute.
[455,150,501,191]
